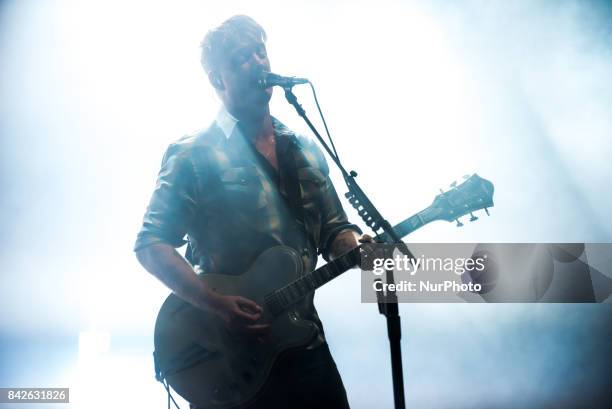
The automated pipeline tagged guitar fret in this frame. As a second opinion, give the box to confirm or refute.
[330,260,341,278]
[291,283,301,299]
[312,268,319,283]
[308,274,317,290]
[280,289,289,306]
[295,278,305,295]
[311,269,323,287]
[323,268,330,284]
[289,283,299,298]
[286,284,296,301]
[317,267,328,284]
[326,266,334,281]
[271,293,282,313]
[297,278,309,296]
[312,266,327,289]
[304,277,312,292]
[306,275,315,291]
[340,248,358,271]
[266,292,278,313]
[304,274,317,292]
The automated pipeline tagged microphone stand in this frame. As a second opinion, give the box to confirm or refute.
[283,86,409,409]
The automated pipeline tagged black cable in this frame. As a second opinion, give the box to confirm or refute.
[308,82,341,163]
[161,378,182,409]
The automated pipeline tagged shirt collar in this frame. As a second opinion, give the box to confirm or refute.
[214,107,299,149]
[215,107,239,139]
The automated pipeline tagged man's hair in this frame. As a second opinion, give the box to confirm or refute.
[200,15,267,74]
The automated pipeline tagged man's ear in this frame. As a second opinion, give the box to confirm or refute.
[208,71,225,90]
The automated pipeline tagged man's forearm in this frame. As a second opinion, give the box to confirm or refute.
[329,229,361,260]
[135,243,218,310]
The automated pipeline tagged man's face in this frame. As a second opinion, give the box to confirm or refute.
[215,38,273,114]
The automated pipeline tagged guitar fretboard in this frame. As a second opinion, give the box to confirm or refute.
[264,247,361,315]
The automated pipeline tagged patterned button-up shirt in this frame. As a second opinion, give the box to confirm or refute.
[135,111,360,344]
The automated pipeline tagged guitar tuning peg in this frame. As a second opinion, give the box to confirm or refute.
[469,212,478,222]
[484,208,490,216]
[455,219,464,227]
[450,181,457,188]
[463,174,470,179]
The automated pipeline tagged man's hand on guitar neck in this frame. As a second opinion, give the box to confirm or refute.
[135,243,269,338]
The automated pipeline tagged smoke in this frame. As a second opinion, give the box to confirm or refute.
[1,0,611,407]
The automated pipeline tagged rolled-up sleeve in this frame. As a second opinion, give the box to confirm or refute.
[318,179,362,261]
[134,144,198,252]
[308,144,362,260]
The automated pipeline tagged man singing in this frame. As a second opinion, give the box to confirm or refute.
[135,15,366,409]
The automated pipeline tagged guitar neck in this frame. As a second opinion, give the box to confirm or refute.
[375,207,438,243]
[265,207,438,315]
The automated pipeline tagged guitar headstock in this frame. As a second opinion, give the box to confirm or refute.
[430,174,494,226]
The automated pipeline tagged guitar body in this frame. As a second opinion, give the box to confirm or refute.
[154,245,317,409]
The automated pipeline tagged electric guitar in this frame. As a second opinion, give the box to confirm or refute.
[153,174,494,408]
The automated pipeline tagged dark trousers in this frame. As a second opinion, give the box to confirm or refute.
[248,342,350,409]
[191,343,350,409]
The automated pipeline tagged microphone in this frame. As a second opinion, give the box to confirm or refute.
[255,71,309,89]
